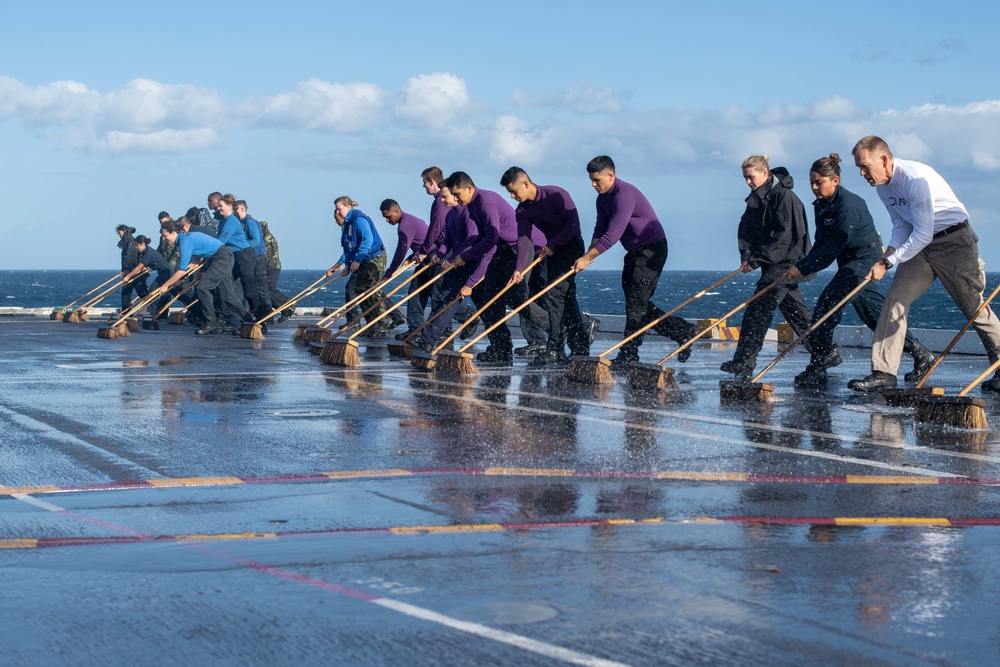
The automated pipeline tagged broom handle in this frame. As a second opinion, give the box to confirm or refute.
[655,275,790,365]
[313,260,417,328]
[254,274,342,324]
[332,263,434,338]
[430,256,544,355]
[458,265,577,354]
[79,269,149,311]
[957,357,1000,397]
[916,281,1000,389]
[115,267,197,323]
[180,299,200,313]
[57,273,122,311]
[750,278,872,383]
[347,265,452,339]
[592,267,743,360]
[153,275,202,319]
[403,275,482,344]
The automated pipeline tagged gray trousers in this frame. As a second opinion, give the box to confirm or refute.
[873,225,1000,374]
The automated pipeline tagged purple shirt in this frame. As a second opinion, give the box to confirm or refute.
[593,178,665,253]
[385,211,428,276]
[419,191,449,255]
[436,205,478,261]
[515,184,581,271]
[459,188,519,286]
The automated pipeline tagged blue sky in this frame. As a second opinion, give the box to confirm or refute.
[3,1,999,271]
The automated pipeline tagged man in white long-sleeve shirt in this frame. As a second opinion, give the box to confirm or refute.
[847,135,1000,392]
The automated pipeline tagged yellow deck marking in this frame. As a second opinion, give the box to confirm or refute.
[0,485,61,496]
[835,517,951,526]
[656,472,749,482]
[0,538,38,549]
[485,467,575,477]
[321,469,411,480]
[176,532,278,540]
[146,476,244,488]
[845,475,938,485]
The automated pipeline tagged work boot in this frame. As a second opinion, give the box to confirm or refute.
[389,312,407,329]
[528,350,569,368]
[583,314,600,347]
[794,366,828,388]
[196,323,221,335]
[476,345,513,365]
[848,371,897,392]
[904,341,936,383]
[408,334,433,353]
[675,328,699,363]
[720,358,753,380]
[515,343,546,357]
[610,354,638,374]
[981,369,1000,393]
[800,347,843,377]
[459,316,480,341]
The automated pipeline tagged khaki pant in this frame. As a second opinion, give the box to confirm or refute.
[872,226,1000,374]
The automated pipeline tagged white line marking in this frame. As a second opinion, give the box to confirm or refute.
[12,493,65,512]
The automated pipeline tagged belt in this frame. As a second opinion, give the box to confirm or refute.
[933,220,969,239]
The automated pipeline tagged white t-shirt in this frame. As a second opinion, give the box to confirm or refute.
[879,158,969,266]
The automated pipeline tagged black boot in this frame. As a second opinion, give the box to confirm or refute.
[904,341,936,383]
[848,371,897,392]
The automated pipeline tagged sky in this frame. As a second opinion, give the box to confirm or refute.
[3,1,1000,271]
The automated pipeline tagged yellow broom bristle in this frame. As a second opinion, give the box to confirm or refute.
[434,351,479,375]
[565,356,615,385]
[719,380,775,402]
[321,341,361,367]
[291,325,308,341]
[241,323,263,340]
[880,386,945,407]
[117,323,131,338]
[915,396,989,430]
[627,363,677,391]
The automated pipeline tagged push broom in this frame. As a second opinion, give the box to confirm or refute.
[411,257,543,372]
[435,261,575,375]
[144,276,201,330]
[120,267,198,334]
[51,273,121,320]
[386,280,474,358]
[567,268,742,386]
[626,274,792,390]
[295,261,415,344]
[168,299,200,325]
[882,281,1000,407]
[321,264,449,366]
[717,279,872,402]
[914,359,997,430]
[96,289,162,339]
[65,269,147,322]
[240,274,343,340]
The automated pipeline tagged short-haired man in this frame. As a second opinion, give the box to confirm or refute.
[501,166,595,366]
[236,199,274,323]
[848,136,1000,392]
[381,198,429,338]
[573,156,698,370]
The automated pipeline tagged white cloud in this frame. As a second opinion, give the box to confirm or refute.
[511,80,628,115]
[254,78,387,133]
[394,72,470,128]
[490,115,550,164]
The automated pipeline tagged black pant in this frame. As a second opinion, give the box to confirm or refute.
[618,239,697,361]
[809,248,920,357]
[120,272,149,311]
[254,254,272,314]
[231,247,259,316]
[196,247,244,327]
[733,263,813,369]
[543,236,589,356]
[420,262,478,343]
[478,245,548,352]
[266,267,289,311]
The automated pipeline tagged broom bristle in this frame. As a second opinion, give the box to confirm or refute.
[881,386,945,407]
[565,356,615,385]
[628,362,677,391]
[719,380,775,402]
[321,340,361,367]
[79,311,89,322]
[915,396,989,430]
[307,341,324,355]
[291,325,308,341]
[64,311,80,323]
[386,342,407,357]
[96,327,115,339]
[241,323,263,340]
[410,350,436,370]
[117,323,131,338]
[50,311,61,320]
[434,350,479,375]
[126,318,141,333]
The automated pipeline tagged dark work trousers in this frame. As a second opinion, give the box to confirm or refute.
[231,246,259,318]
[542,235,589,356]
[808,247,920,357]
[405,261,436,333]
[266,268,289,312]
[120,272,149,311]
[479,245,548,353]
[344,252,389,329]
[429,263,476,332]
[419,262,477,344]
[520,266,549,346]
[733,263,814,369]
[196,247,244,327]
[618,239,698,362]
[151,269,174,315]
[253,254,272,315]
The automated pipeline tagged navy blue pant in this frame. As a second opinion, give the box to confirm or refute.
[732,263,813,369]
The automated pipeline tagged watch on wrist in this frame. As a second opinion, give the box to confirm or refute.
[881,257,893,270]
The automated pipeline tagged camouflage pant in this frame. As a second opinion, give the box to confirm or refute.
[345,252,388,328]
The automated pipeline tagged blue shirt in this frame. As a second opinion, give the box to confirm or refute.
[177,232,224,270]
[338,208,385,265]
[217,213,250,251]
[241,214,266,257]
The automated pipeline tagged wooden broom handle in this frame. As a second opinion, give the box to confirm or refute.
[594,267,743,360]
[314,260,417,328]
[180,299,199,313]
[656,274,789,365]
[917,281,1000,389]
[153,276,202,319]
[114,267,197,323]
[254,274,341,324]
[348,265,452,339]
[58,273,122,311]
[431,255,544,354]
[332,262,433,338]
[403,276,482,344]
[750,278,872,383]
[958,357,1000,397]
[79,268,149,310]
[458,265,576,354]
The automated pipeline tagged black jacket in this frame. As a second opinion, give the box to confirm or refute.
[737,167,811,269]
[138,246,170,273]
[796,185,882,276]
[118,227,139,272]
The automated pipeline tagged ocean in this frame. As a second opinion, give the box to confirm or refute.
[0,269,986,330]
